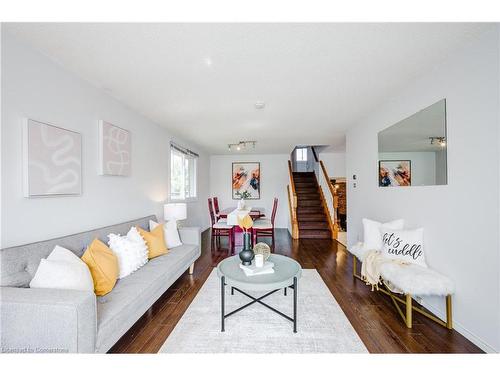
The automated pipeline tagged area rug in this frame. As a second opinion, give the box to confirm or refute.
[159,269,367,353]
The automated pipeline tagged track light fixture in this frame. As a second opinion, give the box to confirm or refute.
[429,137,446,147]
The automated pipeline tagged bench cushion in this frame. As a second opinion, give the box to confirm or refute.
[348,242,454,296]
[380,262,454,296]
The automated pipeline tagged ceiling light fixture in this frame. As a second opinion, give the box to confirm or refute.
[228,140,257,152]
[204,57,213,66]
[254,101,265,109]
[430,137,446,147]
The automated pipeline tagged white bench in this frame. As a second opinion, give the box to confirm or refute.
[349,242,455,329]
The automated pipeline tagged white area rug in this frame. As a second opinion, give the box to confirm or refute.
[159,269,367,353]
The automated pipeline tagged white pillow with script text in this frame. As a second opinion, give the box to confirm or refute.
[380,228,427,268]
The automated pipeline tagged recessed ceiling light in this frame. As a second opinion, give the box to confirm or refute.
[254,101,265,109]
[204,57,213,67]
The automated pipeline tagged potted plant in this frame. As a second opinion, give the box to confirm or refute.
[237,214,254,265]
[235,190,251,210]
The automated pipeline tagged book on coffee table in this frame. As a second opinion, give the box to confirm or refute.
[239,261,275,276]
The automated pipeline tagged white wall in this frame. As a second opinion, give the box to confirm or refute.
[346,29,500,352]
[209,154,290,229]
[1,32,210,248]
[379,151,436,186]
[320,152,346,178]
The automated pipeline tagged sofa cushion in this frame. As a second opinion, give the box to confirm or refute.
[95,243,198,352]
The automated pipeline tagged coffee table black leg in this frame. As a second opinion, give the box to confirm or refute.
[293,277,297,333]
[221,276,225,332]
[231,286,234,295]
[284,287,287,296]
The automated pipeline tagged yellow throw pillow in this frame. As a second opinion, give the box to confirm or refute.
[137,225,168,259]
[81,239,119,296]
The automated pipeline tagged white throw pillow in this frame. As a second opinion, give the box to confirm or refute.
[362,218,405,251]
[380,227,427,267]
[108,227,149,279]
[30,246,94,292]
[48,245,84,263]
[150,219,182,248]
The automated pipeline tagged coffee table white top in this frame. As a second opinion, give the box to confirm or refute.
[217,254,302,291]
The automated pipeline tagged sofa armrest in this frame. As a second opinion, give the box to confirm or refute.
[178,226,201,247]
[0,287,96,353]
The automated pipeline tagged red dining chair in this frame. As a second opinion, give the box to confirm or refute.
[213,197,221,219]
[252,198,278,250]
[208,198,233,252]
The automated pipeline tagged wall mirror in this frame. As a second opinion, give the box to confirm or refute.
[378,99,447,187]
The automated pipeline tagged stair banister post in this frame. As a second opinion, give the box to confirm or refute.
[288,160,299,239]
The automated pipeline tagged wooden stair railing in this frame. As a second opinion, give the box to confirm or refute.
[319,160,340,239]
[287,160,299,239]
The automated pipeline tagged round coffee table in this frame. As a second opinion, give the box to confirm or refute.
[217,254,302,333]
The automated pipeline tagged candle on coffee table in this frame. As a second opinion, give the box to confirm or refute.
[255,254,264,268]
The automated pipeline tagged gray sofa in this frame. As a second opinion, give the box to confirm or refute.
[0,215,201,353]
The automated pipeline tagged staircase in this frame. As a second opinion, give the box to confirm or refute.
[293,172,332,239]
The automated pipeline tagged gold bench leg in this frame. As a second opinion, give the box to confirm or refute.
[405,294,412,328]
[446,295,453,329]
[353,256,357,279]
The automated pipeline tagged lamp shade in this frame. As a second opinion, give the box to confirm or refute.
[164,203,187,221]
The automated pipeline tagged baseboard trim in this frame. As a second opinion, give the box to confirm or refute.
[422,300,498,353]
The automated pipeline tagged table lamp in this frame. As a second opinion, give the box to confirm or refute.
[164,203,187,227]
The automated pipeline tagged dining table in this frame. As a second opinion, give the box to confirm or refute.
[218,206,266,248]
[218,207,266,221]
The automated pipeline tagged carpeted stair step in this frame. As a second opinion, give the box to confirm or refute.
[299,229,332,239]
[297,193,321,201]
[298,221,330,230]
[296,214,328,221]
[297,200,322,207]
[294,183,317,190]
[297,205,324,212]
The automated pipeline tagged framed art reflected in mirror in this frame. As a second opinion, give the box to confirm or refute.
[379,160,411,187]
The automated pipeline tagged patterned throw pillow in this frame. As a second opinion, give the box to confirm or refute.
[380,228,427,267]
[108,227,149,279]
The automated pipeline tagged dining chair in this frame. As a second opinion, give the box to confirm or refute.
[252,198,278,250]
[213,196,223,221]
[208,198,233,252]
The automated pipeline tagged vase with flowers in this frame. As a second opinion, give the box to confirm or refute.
[235,190,251,210]
[237,214,254,265]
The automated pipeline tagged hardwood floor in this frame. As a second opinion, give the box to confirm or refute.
[109,229,482,353]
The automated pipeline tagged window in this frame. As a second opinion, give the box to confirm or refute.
[170,143,198,201]
[296,148,308,162]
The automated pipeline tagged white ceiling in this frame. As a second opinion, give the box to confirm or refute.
[4,23,493,155]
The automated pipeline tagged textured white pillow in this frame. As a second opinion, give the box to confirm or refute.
[30,246,94,291]
[150,219,182,248]
[108,227,148,279]
[380,227,427,267]
[362,218,405,251]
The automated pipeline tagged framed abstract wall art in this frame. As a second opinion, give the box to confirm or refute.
[232,162,261,199]
[98,120,131,176]
[379,160,411,187]
[23,119,82,197]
